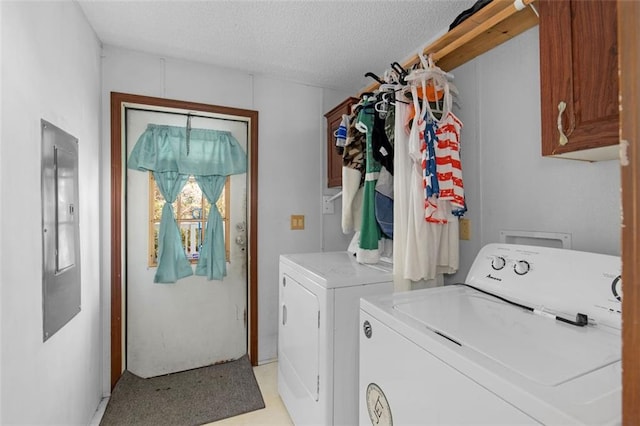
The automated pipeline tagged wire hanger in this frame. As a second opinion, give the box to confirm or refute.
[390,62,408,85]
[364,72,385,85]
[405,53,455,122]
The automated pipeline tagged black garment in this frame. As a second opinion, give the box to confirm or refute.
[371,111,394,175]
[449,0,493,31]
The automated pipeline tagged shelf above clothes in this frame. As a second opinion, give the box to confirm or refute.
[360,0,539,94]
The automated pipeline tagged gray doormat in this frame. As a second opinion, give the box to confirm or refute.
[100,355,265,425]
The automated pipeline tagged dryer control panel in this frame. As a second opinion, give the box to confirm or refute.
[466,244,622,330]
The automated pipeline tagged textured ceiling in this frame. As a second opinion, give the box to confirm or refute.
[78,0,476,92]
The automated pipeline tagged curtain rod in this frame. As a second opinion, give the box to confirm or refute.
[124,106,247,124]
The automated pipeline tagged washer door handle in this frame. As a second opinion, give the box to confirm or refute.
[363,320,372,338]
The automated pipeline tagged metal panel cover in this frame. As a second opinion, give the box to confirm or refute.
[41,120,81,341]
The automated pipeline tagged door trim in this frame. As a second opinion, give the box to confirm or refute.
[619,1,640,424]
[110,92,259,388]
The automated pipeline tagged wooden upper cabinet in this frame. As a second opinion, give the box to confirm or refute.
[539,0,619,160]
[325,97,357,188]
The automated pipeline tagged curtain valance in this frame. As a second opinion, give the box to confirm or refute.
[128,124,246,176]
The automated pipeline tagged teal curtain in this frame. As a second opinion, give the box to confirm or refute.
[128,124,247,284]
[153,171,192,283]
[194,175,227,280]
[128,125,246,175]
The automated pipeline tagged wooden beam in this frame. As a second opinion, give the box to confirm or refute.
[619,0,640,424]
[360,0,538,94]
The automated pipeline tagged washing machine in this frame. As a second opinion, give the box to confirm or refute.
[278,251,393,425]
[360,243,622,425]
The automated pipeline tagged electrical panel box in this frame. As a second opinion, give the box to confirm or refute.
[41,120,81,341]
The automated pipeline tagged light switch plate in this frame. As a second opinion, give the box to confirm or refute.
[322,196,335,214]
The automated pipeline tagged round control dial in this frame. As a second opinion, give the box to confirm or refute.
[514,260,530,275]
[491,256,506,270]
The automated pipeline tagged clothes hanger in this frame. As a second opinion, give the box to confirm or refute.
[374,97,390,115]
[405,54,454,122]
[421,54,460,109]
[390,62,408,85]
[353,92,377,114]
[405,55,451,102]
[364,72,385,85]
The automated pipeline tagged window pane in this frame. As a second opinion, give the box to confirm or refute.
[149,174,229,266]
[215,189,225,220]
[152,185,164,221]
[152,223,160,265]
[178,177,204,220]
[180,221,203,261]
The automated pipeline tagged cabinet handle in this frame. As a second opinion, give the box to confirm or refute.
[557,101,569,146]
[282,305,287,325]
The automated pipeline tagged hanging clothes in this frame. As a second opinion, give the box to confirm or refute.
[356,101,385,264]
[128,124,246,283]
[423,116,442,222]
[335,114,349,155]
[434,112,466,216]
[347,56,465,286]
[371,106,394,174]
[341,110,366,233]
[374,168,393,239]
[399,73,460,282]
[403,84,435,281]
[349,54,465,286]
[374,97,395,239]
[392,99,413,291]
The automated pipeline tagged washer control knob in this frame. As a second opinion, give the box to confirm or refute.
[611,275,622,302]
[491,256,506,270]
[514,260,530,275]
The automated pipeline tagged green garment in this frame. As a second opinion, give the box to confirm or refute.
[358,104,383,254]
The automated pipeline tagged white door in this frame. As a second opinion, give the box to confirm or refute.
[126,108,248,378]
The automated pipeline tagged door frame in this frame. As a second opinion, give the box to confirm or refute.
[619,1,639,424]
[110,92,259,388]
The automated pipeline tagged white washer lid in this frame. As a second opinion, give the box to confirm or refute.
[393,286,621,386]
[280,251,393,289]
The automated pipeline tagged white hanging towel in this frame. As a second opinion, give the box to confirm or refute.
[341,167,363,233]
[392,101,413,292]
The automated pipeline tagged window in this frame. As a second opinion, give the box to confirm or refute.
[148,173,230,267]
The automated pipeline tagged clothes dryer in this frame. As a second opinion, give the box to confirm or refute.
[279,251,393,425]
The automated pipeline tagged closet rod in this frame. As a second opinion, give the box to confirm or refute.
[359,0,537,95]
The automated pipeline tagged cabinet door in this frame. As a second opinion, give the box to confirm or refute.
[325,97,358,187]
[539,0,618,160]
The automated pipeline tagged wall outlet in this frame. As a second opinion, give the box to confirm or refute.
[291,215,305,230]
[459,218,471,240]
[322,196,335,214]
